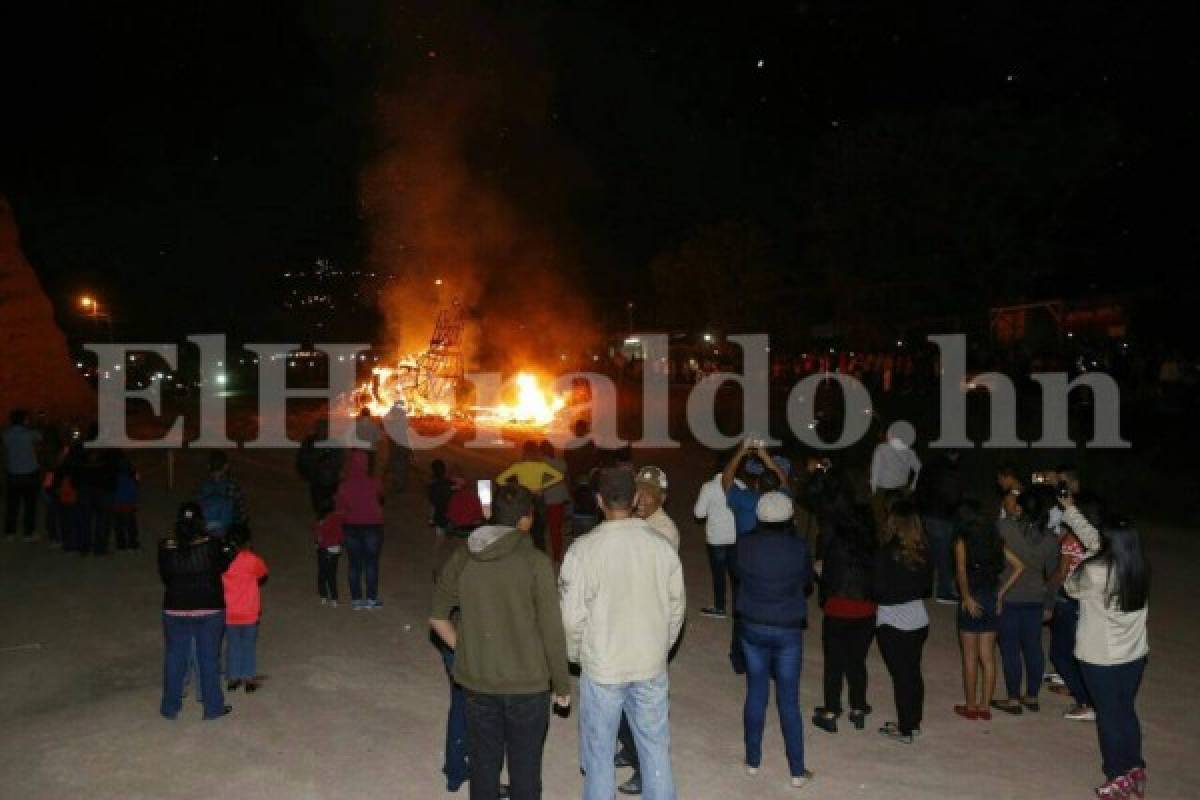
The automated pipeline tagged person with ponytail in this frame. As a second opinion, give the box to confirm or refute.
[1060,494,1150,799]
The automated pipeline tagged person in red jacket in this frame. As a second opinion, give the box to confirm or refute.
[222,528,269,691]
[315,498,345,607]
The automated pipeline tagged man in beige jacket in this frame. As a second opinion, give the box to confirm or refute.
[560,468,685,800]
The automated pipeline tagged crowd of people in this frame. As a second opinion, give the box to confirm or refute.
[420,424,1150,800]
[2,409,142,552]
[3,403,1152,800]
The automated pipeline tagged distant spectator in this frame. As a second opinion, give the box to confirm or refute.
[337,450,385,610]
[429,459,454,536]
[540,441,571,563]
[446,473,485,537]
[914,449,964,603]
[112,453,140,550]
[296,418,345,513]
[197,451,249,539]
[3,408,42,541]
[693,453,738,619]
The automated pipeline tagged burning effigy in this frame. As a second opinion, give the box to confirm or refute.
[346,298,569,431]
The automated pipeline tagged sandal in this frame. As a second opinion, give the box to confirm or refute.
[953,705,979,720]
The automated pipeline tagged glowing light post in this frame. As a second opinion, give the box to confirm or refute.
[78,294,114,341]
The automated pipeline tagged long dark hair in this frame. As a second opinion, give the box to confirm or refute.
[1091,520,1150,613]
[812,470,874,556]
[1017,488,1052,544]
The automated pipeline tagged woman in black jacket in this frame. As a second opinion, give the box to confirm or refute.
[159,502,234,720]
[810,472,878,734]
[872,501,934,744]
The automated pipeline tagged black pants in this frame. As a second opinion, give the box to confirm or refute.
[877,624,928,736]
[316,548,340,600]
[464,689,549,800]
[821,615,875,713]
[4,471,38,536]
[112,510,139,549]
[707,544,737,612]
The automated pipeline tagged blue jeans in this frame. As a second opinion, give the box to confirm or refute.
[1080,657,1147,781]
[998,601,1044,699]
[740,622,806,777]
[923,516,958,600]
[441,649,469,791]
[344,524,382,602]
[580,671,675,800]
[226,623,258,680]
[1051,597,1091,706]
[162,611,226,719]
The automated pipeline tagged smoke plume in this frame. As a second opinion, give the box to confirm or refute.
[360,1,597,372]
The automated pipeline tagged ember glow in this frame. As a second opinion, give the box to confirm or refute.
[348,362,567,430]
[474,372,567,427]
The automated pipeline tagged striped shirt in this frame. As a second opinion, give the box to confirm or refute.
[876,599,929,631]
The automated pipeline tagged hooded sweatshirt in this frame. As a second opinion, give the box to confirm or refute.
[431,525,570,697]
[336,450,383,526]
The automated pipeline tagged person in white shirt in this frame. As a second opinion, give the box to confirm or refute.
[561,468,685,800]
[1060,496,1149,799]
[869,427,921,529]
[693,462,737,619]
[869,434,922,495]
[635,466,679,550]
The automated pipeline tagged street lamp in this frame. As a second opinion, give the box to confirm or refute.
[77,293,113,340]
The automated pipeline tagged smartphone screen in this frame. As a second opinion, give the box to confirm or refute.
[477,479,492,519]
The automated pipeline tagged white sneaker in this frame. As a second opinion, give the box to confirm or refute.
[1044,672,1065,686]
[1064,705,1096,721]
[329,600,338,608]
[320,597,328,606]
[791,771,815,789]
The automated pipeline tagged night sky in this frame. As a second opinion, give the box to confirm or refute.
[1,2,1195,344]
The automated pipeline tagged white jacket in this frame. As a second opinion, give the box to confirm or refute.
[693,473,737,546]
[560,517,686,684]
[1062,506,1149,666]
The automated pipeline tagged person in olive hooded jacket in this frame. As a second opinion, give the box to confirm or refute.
[430,483,570,800]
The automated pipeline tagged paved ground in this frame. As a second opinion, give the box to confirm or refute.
[1,440,1197,799]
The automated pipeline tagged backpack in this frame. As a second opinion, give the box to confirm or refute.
[198,479,235,536]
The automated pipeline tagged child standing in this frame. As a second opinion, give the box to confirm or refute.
[112,453,140,550]
[222,528,269,692]
[315,499,344,607]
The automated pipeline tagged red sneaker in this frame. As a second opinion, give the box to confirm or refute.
[1095,776,1132,799]
[1126,768,1146,799]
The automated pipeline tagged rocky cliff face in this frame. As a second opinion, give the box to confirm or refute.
[0,196,95,423]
